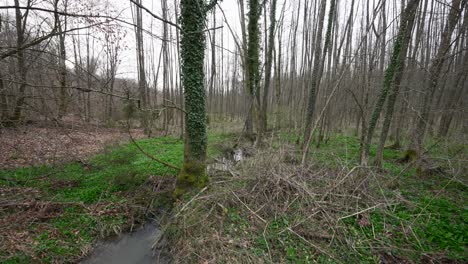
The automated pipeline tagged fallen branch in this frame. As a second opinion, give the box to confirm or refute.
[321,166,364,200]
[163,99,187,114]
[338,203,388,220]
[286,227,341,263]
[232,190,267,223]
[176,186,208,217]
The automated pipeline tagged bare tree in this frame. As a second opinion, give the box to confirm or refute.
[132,0,149,134]
[409,0,467,157]
[259,0,278,138]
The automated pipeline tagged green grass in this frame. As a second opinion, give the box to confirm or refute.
[1,137,183,203]
[317,134,466,261]
[0,134,230,263]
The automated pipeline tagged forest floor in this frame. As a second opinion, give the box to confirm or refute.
[0,124,145,169]
[0,122,466,263]
[167,128,467,263]
[0,122,229,263]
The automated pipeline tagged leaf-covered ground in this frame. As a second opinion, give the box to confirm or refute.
[0,125,145,169]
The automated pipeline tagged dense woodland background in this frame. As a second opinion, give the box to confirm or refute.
[1,0,466,158]
[1,0,468,263]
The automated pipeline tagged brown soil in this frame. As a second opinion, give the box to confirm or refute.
[0,125,145,169]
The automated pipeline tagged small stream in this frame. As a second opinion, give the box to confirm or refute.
[81,223,169,264]
[80,148,244,264]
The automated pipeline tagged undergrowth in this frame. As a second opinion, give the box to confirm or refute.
[166,132,467,263]
[1,127,465,263]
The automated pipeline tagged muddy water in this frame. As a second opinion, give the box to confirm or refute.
[81,223,169,264]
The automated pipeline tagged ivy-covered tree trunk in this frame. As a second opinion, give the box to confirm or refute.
[361,0,420,165]
[373,0,420,167]
[175,0,210,197]
[244,0,261,140]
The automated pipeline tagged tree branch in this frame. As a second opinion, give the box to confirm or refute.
[129,0,181,30]
[126,121,181,171]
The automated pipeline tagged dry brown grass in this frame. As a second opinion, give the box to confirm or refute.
[162,140,414,263]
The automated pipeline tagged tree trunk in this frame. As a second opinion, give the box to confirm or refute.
[57,3,68,120]
[362,0,421,165]
[437,9,468,137]
[302,0,336,157]
[162,0,171,135]
[302,0,326,149]
[373,0,420,167]
[0,71,8,122]
[244,0,261,140]
[175,0,210,197]
[11,0,27,123]
[259,0,278,136]
[274,31,282,130]
[134,0,149,134]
